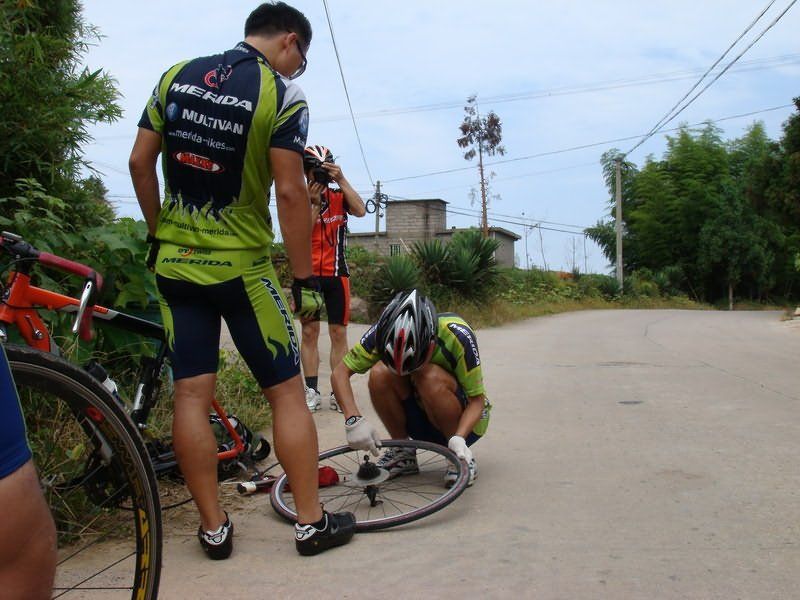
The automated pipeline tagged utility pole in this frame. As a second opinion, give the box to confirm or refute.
[374,180,381,239]
[522,212,530,270]
[478,140,488,238]
[583,234,588,274]
[538,224,548,272]
[615,158,623,291]
[371,180,387,252]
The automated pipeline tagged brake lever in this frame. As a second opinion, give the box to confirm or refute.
[72,277,97,340]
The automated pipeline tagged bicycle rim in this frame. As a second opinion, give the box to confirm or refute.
[7,345,162,600]
[270,439,470,531]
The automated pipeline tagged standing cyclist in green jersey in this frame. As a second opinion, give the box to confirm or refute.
[331,289,491,486]
[129,2,356,559]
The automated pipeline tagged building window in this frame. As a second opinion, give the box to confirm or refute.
[390,244,401,256]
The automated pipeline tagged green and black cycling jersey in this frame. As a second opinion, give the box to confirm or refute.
[344,313,487,398]
[344,313,491,437]
[138,41,309,250]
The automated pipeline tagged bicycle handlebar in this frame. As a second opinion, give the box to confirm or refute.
[38,251,105,290]
[1,231,104,341]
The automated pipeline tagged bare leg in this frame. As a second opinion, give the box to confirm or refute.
[172,373,226,531]
[328,323,348,372]
[264,373,323,525]
[410,363,463,438]
[300,320,321,382]
[368,362,412,439]
[0,461,56,599]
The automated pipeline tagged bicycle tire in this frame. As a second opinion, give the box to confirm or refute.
[6,344,162,600]
[270,439,470,531]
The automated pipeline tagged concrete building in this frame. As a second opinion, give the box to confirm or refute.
[348,198,520,268]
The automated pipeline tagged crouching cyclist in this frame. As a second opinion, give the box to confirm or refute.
[331,289,490,486]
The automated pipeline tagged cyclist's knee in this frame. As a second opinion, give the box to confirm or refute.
[301,320,320,344]
[368,362,401,394]
[411,363,455,399]
[328,324,347,346]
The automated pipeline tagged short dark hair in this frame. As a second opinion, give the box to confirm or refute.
[245,2,312,48]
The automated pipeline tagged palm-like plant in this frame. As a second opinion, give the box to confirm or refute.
[449,230,500,295]
[412,239,451,284]
[371,255,421,307]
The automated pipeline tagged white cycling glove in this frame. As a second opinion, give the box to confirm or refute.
[448,435,473,463]
[345,416,381,456]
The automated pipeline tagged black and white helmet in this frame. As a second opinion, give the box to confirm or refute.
[376,289,437,376]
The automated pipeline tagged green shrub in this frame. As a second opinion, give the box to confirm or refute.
[371,255,420,308]
[411,239,451,285]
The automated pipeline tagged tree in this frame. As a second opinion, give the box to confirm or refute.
[0,0,121,218]
[456,95,505,238]
[697,191,774,309]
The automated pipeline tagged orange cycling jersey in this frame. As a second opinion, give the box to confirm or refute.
[312,188,349,277]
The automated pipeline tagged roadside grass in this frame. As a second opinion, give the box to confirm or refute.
[435,295,707,329]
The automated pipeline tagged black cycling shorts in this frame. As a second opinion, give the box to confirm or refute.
[0,345,32,478]
[155,256,300,389]
[404,385,481,447]
[307,275,350,326]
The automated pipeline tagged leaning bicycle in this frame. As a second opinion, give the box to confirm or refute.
[1,233,162,599]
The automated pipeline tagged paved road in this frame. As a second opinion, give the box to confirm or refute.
[158,309,800,599]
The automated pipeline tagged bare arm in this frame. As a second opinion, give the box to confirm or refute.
[323,163,366,217]
[331,361,363,420]
[271,147,313,278]
[129,128,163,235]
[455,394,486,439]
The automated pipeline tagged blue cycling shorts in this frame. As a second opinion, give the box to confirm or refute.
[0,345,32,478]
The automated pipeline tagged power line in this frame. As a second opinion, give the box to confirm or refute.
[393,161,599,197]
[309,52,800,124]
[90,52,800,144]
[629,0,779,154]
[383,193,589,233]
[382,103,793,183]
[625,0,797,156]
[321,0,374,186]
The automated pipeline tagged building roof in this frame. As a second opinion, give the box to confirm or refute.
[436,226,521,241]
[385,198,448,205]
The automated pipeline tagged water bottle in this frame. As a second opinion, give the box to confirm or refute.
[85,361,123,406]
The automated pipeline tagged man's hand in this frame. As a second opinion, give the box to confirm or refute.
[145,234,160,272]
[345,416,381,456]
[322,162,344,183]
[448,435,473,463]
[307,181,325,206]
[291,276,323,318]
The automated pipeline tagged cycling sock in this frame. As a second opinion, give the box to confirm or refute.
[300,514,327,529]
[305,376,318,391]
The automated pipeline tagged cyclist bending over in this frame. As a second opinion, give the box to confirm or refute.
[331,289,491,485]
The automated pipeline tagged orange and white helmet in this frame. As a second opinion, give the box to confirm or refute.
[303,145,334,171]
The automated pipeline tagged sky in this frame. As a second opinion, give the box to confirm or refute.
[79,1,800,274]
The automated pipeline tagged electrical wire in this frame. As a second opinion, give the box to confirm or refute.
[309,52,800,124]
[321,0,374,186]
[382,103,793,183]
[625,0,797,156]
[381,193,589,234]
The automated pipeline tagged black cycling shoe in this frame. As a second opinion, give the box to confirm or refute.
[198,513,234,560]
[295,511,356,556]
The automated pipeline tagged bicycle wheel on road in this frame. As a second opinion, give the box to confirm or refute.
[6,344,162,600]
[270,439,470,531]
